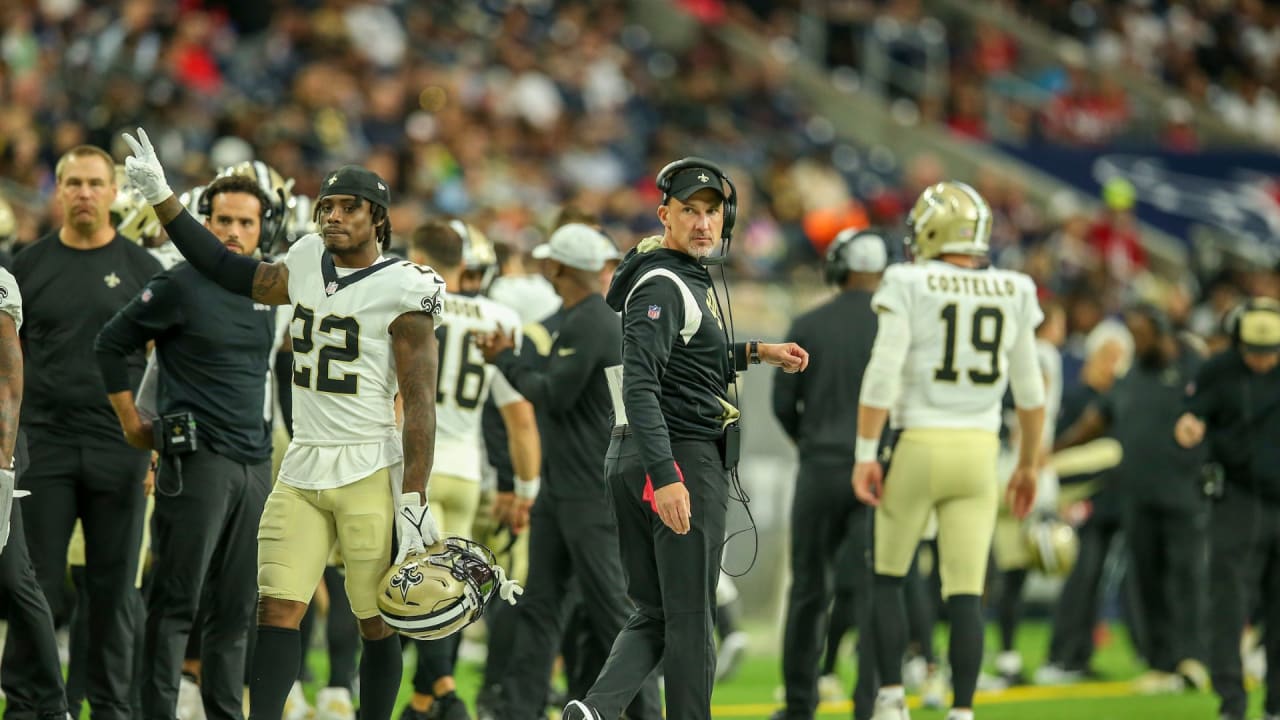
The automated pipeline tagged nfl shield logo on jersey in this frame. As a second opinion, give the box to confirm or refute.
[325,281,339,296]
[647,305,662,320]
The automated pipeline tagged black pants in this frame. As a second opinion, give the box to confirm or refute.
[1124,501,1209,672]
[780,457,874,719]
[1,499,69,720]
[143,448,270,720]
[20,437,149,720]
[501,491,661,720]
[1208,488,1280,718]
[586,435,727,720]
[1046,509,1123,671]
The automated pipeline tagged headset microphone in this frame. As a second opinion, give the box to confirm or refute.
[699,255,728,266]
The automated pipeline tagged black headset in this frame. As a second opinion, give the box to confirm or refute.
[824,228,885,285]
[197,178,287,252]
[1225,296,1280,347]
[655,156,738,239]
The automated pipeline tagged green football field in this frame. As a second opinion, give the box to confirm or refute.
[285,620,1263,720]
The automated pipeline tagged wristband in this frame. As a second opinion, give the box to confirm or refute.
[748,340,761,365]
[514,476,540,501]
[854,436,879,464]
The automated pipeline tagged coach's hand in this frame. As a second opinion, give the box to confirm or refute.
[761,342,810,373]
[654,482,691,535]
[1005,466,1037,520]
[852,461,884,506]
[394,492,442,565]
[121,128,173,205]
[477,330,516,363]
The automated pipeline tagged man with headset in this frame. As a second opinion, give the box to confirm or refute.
[561,158,809,720]
[772,227,886,720]
[96,173,279,720]
[1175,297,1280,720]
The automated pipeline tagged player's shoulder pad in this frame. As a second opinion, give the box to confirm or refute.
[394,259,446,315]
[0,266,22,331]
[872,262,918,312]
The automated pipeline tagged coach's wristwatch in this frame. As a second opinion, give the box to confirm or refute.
[747,340,761,365]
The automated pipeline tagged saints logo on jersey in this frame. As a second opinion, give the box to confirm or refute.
[705,287,723,330]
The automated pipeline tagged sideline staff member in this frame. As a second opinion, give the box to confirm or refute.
[772,228,886,720]
[562,158,809,720]
[96,174,278,720]
[13,145,161,720]
[1175,297,1280,720]
[480,223,662,720]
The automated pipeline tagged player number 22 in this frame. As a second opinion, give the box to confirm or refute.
[935,303,1005,385]
[291,305,360,394]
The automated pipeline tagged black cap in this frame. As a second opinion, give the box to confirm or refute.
[666,167,725,202]
[318,165,391,209]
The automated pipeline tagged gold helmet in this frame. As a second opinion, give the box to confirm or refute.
[377,536,510,640]
[1024,514,1079,577]
[212,161,294,252]
[112,165,162,245]
[905,181,993,261]
[451,219,499,292]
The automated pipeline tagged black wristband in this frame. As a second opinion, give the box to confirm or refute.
[748,339,761,365]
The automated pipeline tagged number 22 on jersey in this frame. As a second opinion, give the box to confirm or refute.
[291,305,360,394]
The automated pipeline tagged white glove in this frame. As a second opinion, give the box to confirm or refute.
[121,128,173,205]
[493,564,524,606]
[0,466,27,556]
[394,492,441,566]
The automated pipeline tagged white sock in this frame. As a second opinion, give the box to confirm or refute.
[948,710,974,720]
[878,685,906,703]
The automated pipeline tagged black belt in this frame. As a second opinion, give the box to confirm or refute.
[611,424,630,438]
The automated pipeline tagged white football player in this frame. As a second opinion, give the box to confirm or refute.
[852,181,1047,720]
[401,218,540,719]
[123,128,446,720]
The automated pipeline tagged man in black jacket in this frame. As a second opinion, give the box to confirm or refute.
[96,174,277,720]
[479,223,661,720]
[1054,303,1210,693]
[1175,297,1280,720]
[561,158,809,720]
[772,228,886,720]
[13,145,162,720]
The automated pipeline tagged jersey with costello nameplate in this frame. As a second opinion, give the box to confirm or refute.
[278,234,445,491]
[433,293,525,484]
[873,261,1043,432]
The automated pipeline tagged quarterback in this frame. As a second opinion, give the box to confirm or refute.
[123,129,445,720]
[852,181,1046,720]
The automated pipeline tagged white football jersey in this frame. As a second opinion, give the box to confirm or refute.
[0,268,22,332]
[874,261,1043,433]
[278,234,445,490]
[432,293,525,483]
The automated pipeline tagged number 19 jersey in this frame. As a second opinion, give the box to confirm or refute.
[873,261,1043,433]
[280,234,446,490]
[433,293,524,484]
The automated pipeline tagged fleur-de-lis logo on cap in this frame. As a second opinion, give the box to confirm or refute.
[698,173,710,182]
[328,175,338,186]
